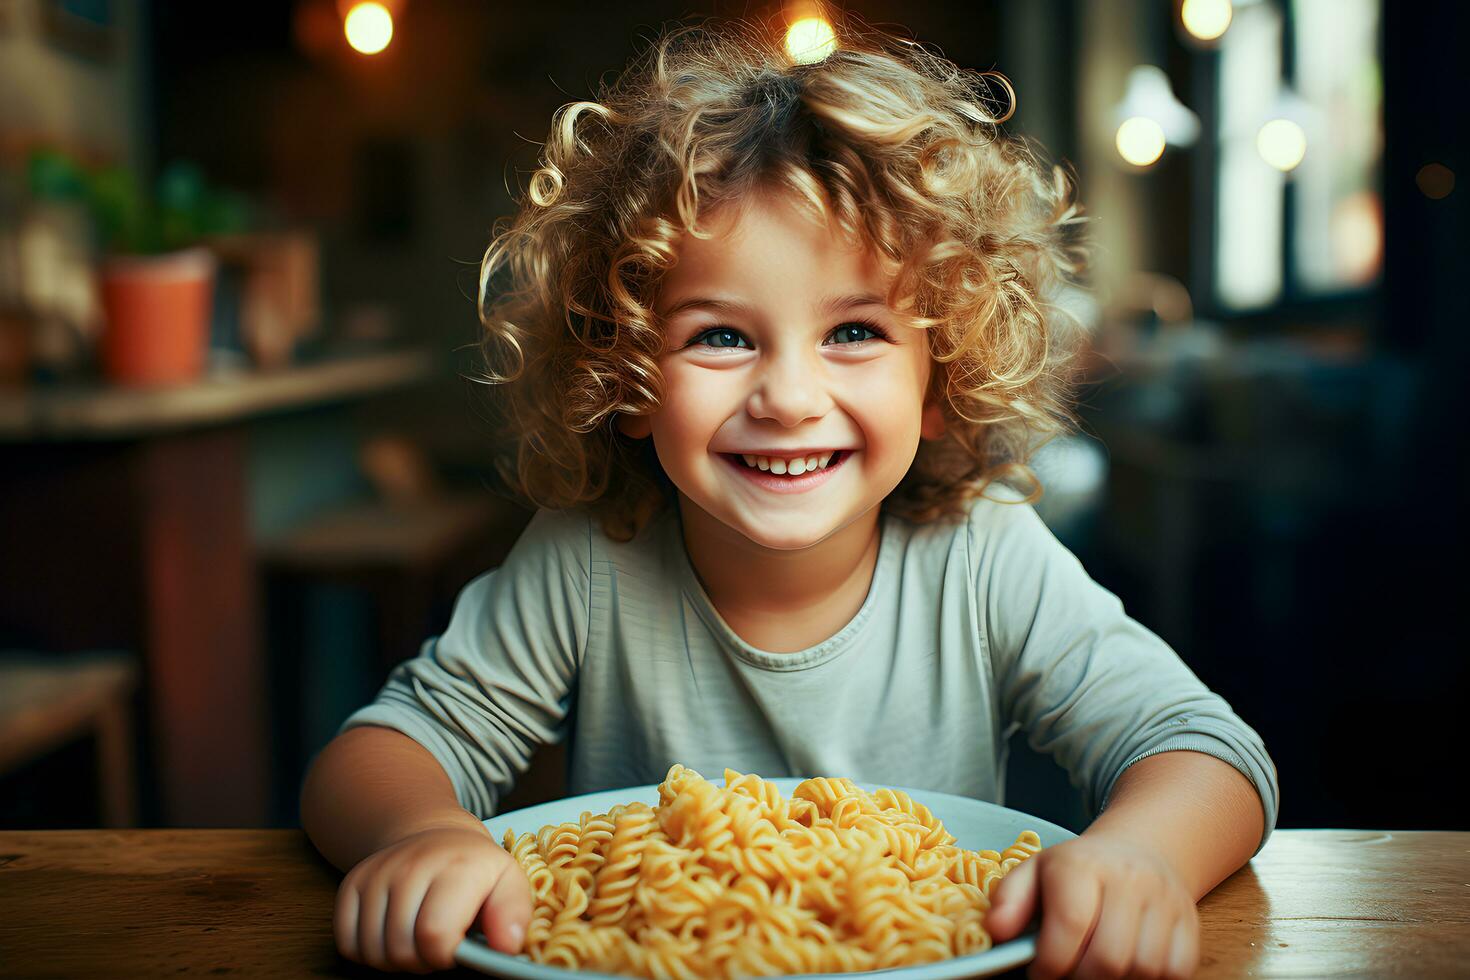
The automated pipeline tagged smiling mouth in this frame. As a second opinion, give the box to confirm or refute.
[723,450,849,476]
[716,450,854,491]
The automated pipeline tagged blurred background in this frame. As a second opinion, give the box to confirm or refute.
[0,0,1464,834]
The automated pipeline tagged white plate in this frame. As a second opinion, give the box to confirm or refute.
[454,778,1076,979]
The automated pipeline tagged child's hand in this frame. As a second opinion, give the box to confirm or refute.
[984,834,1200,979]
[335,824,533,974]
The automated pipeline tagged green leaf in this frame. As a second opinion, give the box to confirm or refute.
[27,149,87,201]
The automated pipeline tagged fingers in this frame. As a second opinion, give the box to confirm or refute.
[332,828,526,975]
[984,857,1040,942]
[353,874,391,971]
[414,862,515,970]
[382,871,436,973]
[1071,882,1141,980]
[1130,902,1174,979]
[477,861,535,956]
[334,872,362,964]
[1028,859,1102,980]
[1166,906,1200,978]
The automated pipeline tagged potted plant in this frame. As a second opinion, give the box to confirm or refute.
[28,150,249,386]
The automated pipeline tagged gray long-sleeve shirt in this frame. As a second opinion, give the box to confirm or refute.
[340,487,1279,849]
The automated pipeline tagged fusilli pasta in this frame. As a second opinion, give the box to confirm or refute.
[500,765,1042,978]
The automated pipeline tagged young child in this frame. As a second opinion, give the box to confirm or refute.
[301,16,1277,979]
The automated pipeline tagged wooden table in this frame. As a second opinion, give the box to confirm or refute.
[0,829,1464,977]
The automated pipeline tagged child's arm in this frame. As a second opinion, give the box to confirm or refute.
[333,507,591,819]
[985,750,1265,978]
[300,724,491,872]
[301,725,532,972]
[972,497,1278,978]
[1085,749,1265,898]
[298,509,590,973]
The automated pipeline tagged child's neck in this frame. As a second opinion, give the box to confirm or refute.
[675,495,883,654]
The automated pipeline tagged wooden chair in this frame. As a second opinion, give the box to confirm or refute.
[0,651,140,827]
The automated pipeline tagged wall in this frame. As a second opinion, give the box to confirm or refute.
[0,0,149,172]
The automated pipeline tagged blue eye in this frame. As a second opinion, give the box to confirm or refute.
[826,321,885,345]
[695,328,750,349]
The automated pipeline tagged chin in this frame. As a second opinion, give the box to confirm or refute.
[727,512,839,552]
[741,530,826,552]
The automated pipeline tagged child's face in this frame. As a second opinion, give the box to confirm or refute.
[620,186,943,552]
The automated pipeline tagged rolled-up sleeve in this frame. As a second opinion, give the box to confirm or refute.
[973,495,1279,852]
[338,507,591,817]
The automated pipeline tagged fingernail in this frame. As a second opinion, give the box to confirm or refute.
[508,923,524,951]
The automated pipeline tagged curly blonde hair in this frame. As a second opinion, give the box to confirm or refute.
[475,14,1088,542]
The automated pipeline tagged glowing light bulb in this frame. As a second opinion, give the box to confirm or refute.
[1112,66,1199,152]
[345,1,393,55]
[1181,0,1233,41]
[785,17,836,65]
[1257,118,1307,172]
[1116,117,1167,168]
[1416,163,1455,200]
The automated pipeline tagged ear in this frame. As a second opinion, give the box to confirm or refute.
[616,411,652,439]
[920,399,946,441]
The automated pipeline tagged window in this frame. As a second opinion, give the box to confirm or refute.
[1211,0,1381,311]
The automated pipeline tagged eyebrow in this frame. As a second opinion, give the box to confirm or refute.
[658,292,888,320]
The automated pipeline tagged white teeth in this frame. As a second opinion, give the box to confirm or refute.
[736,452,842,474]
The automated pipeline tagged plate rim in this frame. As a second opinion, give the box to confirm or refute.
[456,777,1076,979]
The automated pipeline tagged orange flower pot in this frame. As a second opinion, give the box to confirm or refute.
[98,247,215,386]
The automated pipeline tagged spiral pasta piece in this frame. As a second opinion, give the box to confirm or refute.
[499,765,1042,978]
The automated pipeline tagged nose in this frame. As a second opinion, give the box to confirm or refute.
[745,343,833,427]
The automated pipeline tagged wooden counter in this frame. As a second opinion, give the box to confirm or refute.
[0,348,434,441]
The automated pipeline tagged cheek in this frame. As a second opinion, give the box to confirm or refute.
[654,365,731,451]
[843,367,926,438]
